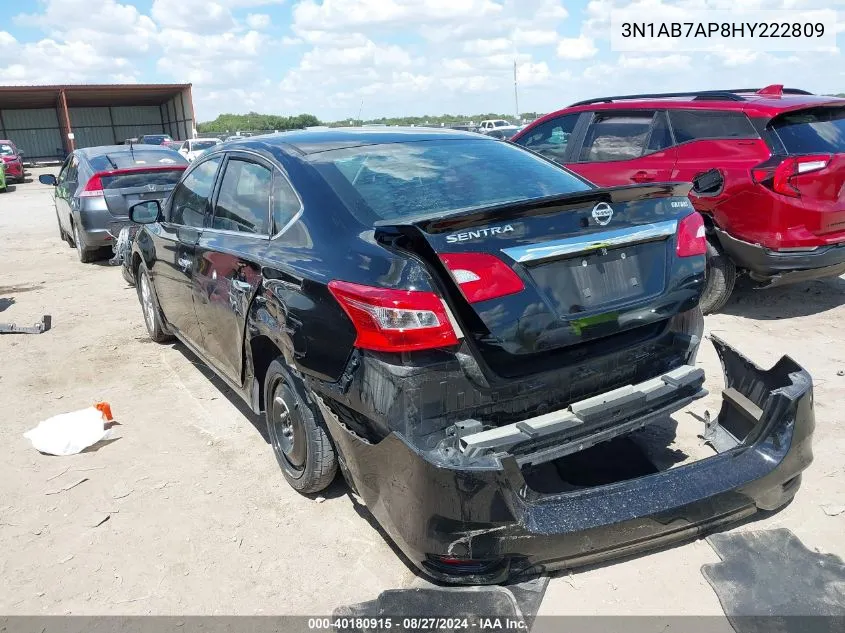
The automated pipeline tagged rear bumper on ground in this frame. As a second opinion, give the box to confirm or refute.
[715,228,845,286]
[318,337,814,584]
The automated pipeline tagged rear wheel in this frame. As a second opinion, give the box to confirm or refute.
[265,360,337,494]
[73,223,98,263]
[137,265,173,343]
[700,239,736,315]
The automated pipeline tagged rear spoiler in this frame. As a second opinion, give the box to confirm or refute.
[373,182,693,235]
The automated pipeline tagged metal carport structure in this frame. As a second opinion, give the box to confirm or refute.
[0,84,195,162]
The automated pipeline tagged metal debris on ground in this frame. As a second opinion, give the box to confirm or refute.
[0,314,52,334]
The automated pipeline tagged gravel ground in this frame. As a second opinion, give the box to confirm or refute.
[1,169,843,616]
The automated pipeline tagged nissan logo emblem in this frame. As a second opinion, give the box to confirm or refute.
[591,202,613,226]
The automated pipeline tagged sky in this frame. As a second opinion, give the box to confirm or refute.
[2,0,844,122]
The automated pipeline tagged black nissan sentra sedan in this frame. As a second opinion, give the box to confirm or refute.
[126,128,814,584]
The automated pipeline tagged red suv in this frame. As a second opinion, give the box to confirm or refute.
[512,85,845,313]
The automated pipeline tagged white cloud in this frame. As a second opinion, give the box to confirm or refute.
[246,13,271,29]
[617,53,691,70]
[517,61,554,86]
[557,35,598,59]
[293,0,503,33]
[463,38,512,55]
[513,28,559,46]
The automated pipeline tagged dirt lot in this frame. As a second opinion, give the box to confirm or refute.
[1,168,843,616]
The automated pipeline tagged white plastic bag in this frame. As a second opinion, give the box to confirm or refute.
[24,403,115,456]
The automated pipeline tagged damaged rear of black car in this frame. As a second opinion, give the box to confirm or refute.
[128,130,814,584]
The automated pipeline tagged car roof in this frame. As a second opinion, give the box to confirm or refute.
[241,126,491,155]
[529,91,845,129]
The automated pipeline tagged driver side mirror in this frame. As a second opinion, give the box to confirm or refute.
[129,200,162,224]
[39,174,57,186]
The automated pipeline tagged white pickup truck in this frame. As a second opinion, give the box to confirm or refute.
[478,119,518,133]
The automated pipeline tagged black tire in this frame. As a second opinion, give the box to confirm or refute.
[136,264,173,343]
[699,239,736,315]
[73,223,98,263]
[265,360,337,494]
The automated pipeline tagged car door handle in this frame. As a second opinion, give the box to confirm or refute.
[178,256,192,271]
[631,171,655,183]
[231,279,251,292]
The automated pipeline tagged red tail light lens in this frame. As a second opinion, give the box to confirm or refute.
[676,212,706,257]
[327,280,459,353]
[752,154,831,198]
[79,174,105,197]
[439,253,525,303]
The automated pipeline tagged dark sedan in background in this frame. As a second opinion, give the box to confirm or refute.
[39,145,188,262]
[124,129,813,584]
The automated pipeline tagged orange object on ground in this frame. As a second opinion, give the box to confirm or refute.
[94,402,113,421]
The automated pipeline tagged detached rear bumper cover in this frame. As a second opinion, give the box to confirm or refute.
[318,337,814,583]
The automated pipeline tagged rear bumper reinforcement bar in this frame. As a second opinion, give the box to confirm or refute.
[457,364,705,465]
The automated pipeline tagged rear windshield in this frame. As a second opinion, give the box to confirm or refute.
[771,107,845,154]
[100,168,186,190]
[309,139,592,222]
[90,149,188,171]
[142,135,171,144]
[192,141,219,151]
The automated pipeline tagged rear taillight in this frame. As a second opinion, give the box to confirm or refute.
[752,154,831,197]
[676,212,706,257]
[439,253,525,303]
[327,280,459,353]
[79,174,105,197]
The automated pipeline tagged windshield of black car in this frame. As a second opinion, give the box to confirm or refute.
[192,141,218,151]
[143,135,169,144]
[771,107,845,153]
[0,144,14,156]
[309,139,592,223]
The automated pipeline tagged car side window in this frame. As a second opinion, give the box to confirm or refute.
[212,159,272,234]
[516,113,579,163]
[645,111,673,153]
[579,112,656,162]
[56,156,73,185]
[272,172,302,234]
[168,157,222,227]
[668,110,759,143]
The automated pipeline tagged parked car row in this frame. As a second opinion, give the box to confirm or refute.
[35,88,823,586]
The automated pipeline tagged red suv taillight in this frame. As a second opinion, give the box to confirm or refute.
[327,280,459,352]
[752,154,831,198]
[676,212,707,257]
[439,253,525,303]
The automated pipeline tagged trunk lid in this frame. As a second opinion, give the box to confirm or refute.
[375,183,705,375]
[101,167,185,218]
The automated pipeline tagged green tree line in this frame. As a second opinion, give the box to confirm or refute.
[198,112,321,133]
[198,111,543,134]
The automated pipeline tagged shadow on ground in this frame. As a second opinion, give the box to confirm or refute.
[721,276,845,319]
